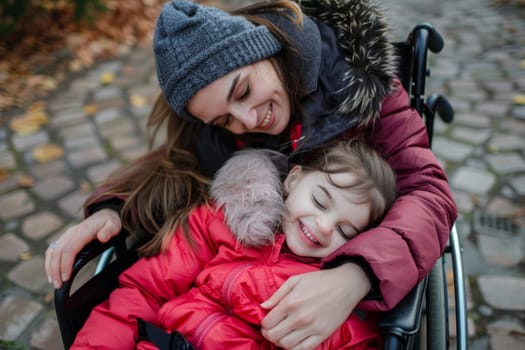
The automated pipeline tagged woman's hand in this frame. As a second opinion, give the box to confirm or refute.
[260,263,372,350]
[44,209,122,289]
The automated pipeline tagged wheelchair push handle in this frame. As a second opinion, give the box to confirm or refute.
[412,23,444,54]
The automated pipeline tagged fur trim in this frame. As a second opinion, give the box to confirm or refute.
[297,0,398,126]
[210,149,284,247]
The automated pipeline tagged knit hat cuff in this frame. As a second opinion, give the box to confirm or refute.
[164,26,281,120]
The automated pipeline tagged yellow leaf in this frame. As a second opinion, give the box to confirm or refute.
[520,60,525,69]
[10,117,41,135]
[84,104,97,116]
[80,181,93,193]
[20,251,33,261]
[70,59,83,72]
[39,77,58,91]
[512,95,525,105]
[17,175,34,188]
[32,144,64,163]
[130,93,147,107]
[100,72,115,85]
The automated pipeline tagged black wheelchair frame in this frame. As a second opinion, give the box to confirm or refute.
[54,23,468,350]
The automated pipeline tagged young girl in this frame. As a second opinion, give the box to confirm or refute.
[46,1,456,347]
[71,140,396,349]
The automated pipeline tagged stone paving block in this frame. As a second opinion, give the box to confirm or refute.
[93,86,122,102]
[450,167,496,195]
[432,137,474,162]
[121,145,148,163]
[11,131,50,151]
[486,153,525,174]
[487,319,525,350]
[478,234,523,267]
[500,119,525,134]
[67,147,107,168]
[58,191,90,219]
[451,127,491,145]
[478,275,525,311]
[0,295,43,341]
[30,313,64,350]
[488,134,525,152]
[509,175,525,196]
[511,106,525,120]
[22,212,64,240]
[94,107,121,124]
[0,150,16,170]
[109,135,142,151]
[32,175,76,200]
[99,118,135,138]
[87,160,122,184]
[475,101,509,118]
[0,233,29,262]
[29,160,67,178]
[7,256,50,293]
[0,190,35,220]
[63,135,100,151]
[50,108,86,128]
[59,122,95,140]
[0,170,21,193]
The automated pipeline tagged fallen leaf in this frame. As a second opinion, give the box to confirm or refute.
[520,60,525,69]
[33,144,64,163]
[512,94,525,105]
[80,181,93,193]
[20,251,33,260]
[10,116,41,135]
[0,168,8,182]
[100,71,115,85]
[130,93,147,107]
[84,104,98,116]
[17,175,34,188]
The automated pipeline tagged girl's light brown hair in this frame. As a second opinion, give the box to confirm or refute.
[301,139,397,232]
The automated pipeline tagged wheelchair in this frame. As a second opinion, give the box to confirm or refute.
[54,23,468,350]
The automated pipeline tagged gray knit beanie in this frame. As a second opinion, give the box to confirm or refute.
[154,0,282,121]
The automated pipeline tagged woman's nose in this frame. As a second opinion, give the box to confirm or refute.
[231,106,258,130]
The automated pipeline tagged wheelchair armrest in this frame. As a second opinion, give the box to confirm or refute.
[378,276,428,343]
[54,230,146,349]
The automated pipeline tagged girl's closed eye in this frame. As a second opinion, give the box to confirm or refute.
[312,195,327,210]
[337,224,356,240]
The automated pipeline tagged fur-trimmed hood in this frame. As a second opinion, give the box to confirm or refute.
[297,0,398,127]
[210,149,285,247]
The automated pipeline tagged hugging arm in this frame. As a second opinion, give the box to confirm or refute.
[323,81,457,310]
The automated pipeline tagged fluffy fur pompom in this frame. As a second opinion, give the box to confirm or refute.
[210,149,285,246]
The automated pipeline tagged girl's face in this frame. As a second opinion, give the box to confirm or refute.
[282,167,372,259]
[186,59,291,135]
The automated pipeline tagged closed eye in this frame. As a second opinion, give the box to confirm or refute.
[239,84,250,100]
[312,195,326,210]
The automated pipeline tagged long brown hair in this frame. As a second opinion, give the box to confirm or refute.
[85,0,308,257]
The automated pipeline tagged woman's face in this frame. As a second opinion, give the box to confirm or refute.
[186,59,291,135]
[282,167,372,259]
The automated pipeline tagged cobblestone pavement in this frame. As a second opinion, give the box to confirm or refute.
[1,0,524,349]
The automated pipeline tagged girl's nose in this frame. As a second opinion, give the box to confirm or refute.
[316,216,334,237]
[231,105,258,130]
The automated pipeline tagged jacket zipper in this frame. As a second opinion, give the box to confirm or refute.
[193,312,227,349]
[222,263,255,313]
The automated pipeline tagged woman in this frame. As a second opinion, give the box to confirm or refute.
[46,1,457,349]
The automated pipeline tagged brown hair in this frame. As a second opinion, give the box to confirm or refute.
[301,139,397,232]
[85,0,307,257]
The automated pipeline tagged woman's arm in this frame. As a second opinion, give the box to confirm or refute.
[261,263,371,350]
[323,80,457,311]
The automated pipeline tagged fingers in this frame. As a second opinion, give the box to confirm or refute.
[44,209,122,289]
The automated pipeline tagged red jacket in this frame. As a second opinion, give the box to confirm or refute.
[72,205,380,350]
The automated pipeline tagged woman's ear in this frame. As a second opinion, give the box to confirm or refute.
[283,165,302,194]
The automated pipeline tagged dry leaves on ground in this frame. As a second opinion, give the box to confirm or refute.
[0,0,165,113]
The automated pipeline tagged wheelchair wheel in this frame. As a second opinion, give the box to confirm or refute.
[421,257,448,350]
